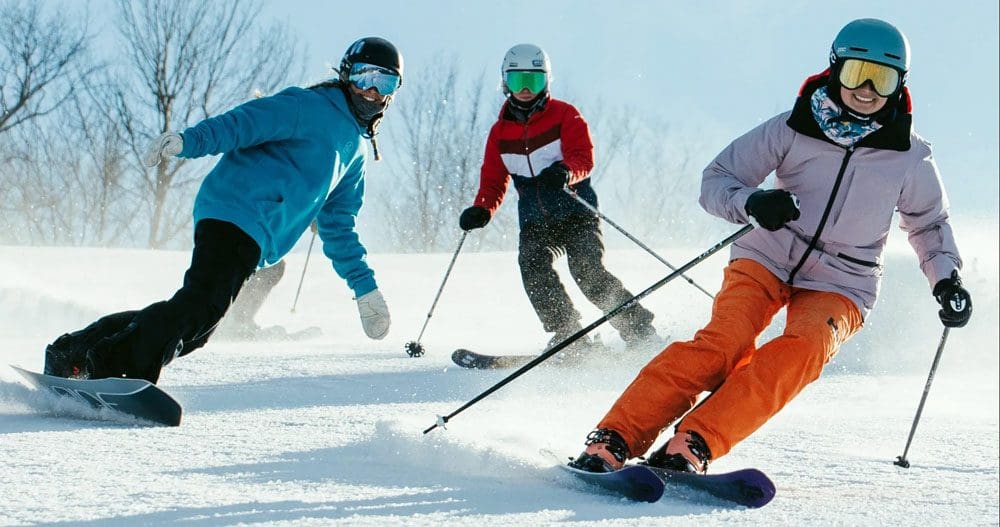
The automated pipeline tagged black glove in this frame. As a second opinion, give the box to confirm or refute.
[745,189,801,231]
[459,206,491,231]
[534,161,571,189]
[933,270,972,328]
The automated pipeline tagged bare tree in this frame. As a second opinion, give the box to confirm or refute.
[113,0,303,248]
[0,1,93,136]
[378,58,504,252]
[0,1,103,245]
[597,115,723,247]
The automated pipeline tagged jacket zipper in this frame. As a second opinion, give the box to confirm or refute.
[787,146,854,284]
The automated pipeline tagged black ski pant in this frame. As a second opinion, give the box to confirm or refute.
[46,219,260,383]
[518,214,654,340]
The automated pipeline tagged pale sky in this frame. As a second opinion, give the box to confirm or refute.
[79,0,999,215]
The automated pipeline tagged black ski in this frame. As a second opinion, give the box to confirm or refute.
[451,348,537,369]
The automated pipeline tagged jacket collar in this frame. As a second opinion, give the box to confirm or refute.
[786,70,913,152]
[315,84,365,135]
[500,93,550,124]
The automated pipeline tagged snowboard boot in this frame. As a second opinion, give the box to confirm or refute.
[44,311,138,378]
[645,430,711,474]
[569,428,630,473]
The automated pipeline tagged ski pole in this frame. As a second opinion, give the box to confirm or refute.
[894,327,951,468]
[290,230,317,313]
[563,188,714,300]
[424,224,752,434]
[405,231,468,358]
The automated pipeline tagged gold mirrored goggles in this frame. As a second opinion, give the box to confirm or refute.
[838,59,902,97]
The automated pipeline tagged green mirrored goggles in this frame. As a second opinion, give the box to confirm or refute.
[505,70,547,94]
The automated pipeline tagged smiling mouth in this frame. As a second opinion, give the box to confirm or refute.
[852,93,875,103]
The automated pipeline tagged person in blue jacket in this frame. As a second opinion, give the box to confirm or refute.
[43,37,403,384]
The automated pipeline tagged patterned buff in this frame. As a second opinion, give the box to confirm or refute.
[810,86,882,148]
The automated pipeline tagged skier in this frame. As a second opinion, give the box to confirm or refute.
[43,37,403,383]
[570,19,972,474]
[458,43,660,356]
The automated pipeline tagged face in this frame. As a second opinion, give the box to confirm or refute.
[839,82,888,115]
[349,83,389,104]
[511,88,537,102]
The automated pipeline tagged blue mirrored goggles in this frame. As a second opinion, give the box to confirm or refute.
[348,63,401,96]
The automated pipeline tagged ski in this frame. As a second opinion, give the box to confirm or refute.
[555,454,775,508]
[11,365,182,426]
[451,342,609,370]
[561,462,665,502]
[644,464,775,508]
[451,349,537,369]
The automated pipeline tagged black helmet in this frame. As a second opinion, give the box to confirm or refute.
[339,37,404,86]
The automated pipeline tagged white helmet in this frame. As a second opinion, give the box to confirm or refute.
[501,44,550,94]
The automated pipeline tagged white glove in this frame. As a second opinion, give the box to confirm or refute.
[143,132,184,167]
[356,289,390,340]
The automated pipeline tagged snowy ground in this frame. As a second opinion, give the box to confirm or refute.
[1,221,997,526]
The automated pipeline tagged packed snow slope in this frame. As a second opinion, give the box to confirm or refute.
[1,220,997,526]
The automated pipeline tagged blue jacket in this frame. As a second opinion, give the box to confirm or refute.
[181,85,377,297]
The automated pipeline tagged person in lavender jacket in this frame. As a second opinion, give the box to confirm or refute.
[570,19,973,474]
[43,37,403,384]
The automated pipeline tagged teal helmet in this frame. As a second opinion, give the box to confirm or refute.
[829,18,910,72]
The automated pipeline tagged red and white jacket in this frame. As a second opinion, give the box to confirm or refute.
[472,97,598,227]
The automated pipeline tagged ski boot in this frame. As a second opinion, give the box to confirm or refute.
[569,428,630,473]
[547,323,604,364]
[621,323,664,354]
[645,430,711,474]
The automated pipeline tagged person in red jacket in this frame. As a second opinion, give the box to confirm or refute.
[459,44,659,354]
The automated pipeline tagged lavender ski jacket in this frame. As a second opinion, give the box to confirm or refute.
[700,74,962,317]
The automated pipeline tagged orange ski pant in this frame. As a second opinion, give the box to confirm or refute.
[597,258,863,460]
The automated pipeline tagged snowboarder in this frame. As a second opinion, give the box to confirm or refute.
[570,19,972,474]
[458,43,660,355]
[43,37,403,383]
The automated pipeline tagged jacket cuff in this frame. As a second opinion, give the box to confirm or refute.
[921,254,958,292]
[731,187,759,224]
[352,277,378,298]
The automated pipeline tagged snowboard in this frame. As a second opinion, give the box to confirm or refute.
[559,460,775,508]
[11,366,182,426]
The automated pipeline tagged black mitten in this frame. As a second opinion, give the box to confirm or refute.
[459,206,491,231]
[534,161,571,189]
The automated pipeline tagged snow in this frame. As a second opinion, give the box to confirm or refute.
[1,220,997,526]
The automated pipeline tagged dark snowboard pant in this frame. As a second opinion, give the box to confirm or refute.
[45,219,260,383]
[518,214,654,340]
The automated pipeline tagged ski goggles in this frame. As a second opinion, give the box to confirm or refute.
[838,59,902,97]
[505,70,547,94]
[348,62,401,96]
